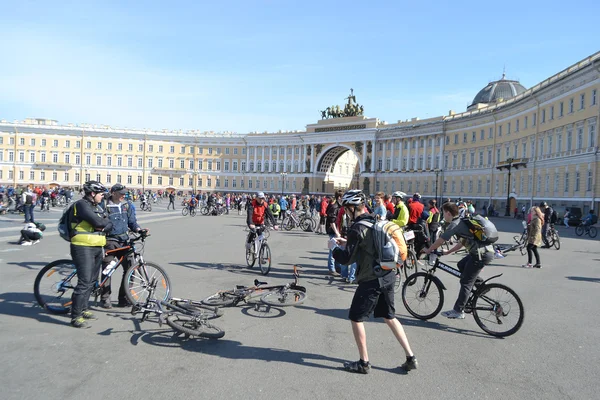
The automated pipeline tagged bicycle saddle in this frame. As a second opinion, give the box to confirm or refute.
[236,285,248,289]
[254,279,268,286]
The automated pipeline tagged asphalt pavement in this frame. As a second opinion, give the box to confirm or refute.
[0,202,598,400]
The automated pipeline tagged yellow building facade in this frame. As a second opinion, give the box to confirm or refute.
[1,52,599,213]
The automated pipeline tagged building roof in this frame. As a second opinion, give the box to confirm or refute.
[469,74,527,108]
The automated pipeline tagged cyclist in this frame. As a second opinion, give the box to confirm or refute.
[246,192,278,250]
[69,181,113,328]
[188,196,197,213]
[581,210,596,230]
[269,200,281,220]
[539,202,553,248]
[423,202,496,319]
[389,191,409,229]
[100,184,145,309]
[330,190,417,373]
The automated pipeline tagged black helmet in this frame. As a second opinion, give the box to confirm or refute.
[83,181,107,194]
[110,183,127,194]
[539,201,548,207]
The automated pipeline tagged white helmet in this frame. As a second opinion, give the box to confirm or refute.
[392,191,407,199]
[341,189,366,206]
[257,192,265,199]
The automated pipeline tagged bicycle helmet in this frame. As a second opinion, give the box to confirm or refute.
[341,189,366,206]
[539,201,548,207]
[392,191,407,199]
[83,180,107,194]
[257,192,266,199]
[413,192,422,200]
[110,183,127,194]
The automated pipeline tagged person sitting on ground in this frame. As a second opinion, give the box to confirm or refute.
[19,222,45,245]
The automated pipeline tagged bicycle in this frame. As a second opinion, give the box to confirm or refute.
[545,224,561,250]
[140,202,152,212]
[181,205,196,217]
[34,232,171,314]
[131,277,224,339]
[575,222,597,238]
[401,251,524,337]
[201,266,306,307]
[495,221,528,256]
[245,226,272,275]
[282,210,301,231]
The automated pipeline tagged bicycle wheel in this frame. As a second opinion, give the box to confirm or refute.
[472,283,524,337]
[166,314,225,339]
[171,300,223,319]
[261,288,306,307]
[284,218,294,231]
[190,208,196,217]
[589,226,598,238]
[201,291,239,307]
[393,267,402,294]
[123,261,171,305]
[200,206,209,215]
[34,259,77,314]
[181,208,189,216]
[575,226,584,236]
[246,246,256,267]
[259,243,271,275]
[404,249,418,275]
[402,272,444,320]
[300,218,312,232]
[553,232,560,250]
[147,204,152,212]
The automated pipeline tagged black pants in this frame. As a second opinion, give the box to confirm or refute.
[527,243,540,265]
[100,240,131,304]
[20,230,41,242]
[70,244,104,319]
[167,200,175,210]
[541,223,549,246]
[454,252,493,312]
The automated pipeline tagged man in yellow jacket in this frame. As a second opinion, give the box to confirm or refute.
[69,181,113,328]
[390,191,409,229]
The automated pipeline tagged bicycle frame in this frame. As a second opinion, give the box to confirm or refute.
[423,254,503,293]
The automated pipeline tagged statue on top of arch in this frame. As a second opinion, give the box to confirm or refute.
[319,89,365,119]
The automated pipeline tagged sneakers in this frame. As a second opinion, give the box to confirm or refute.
[81,310,98,320]
[100,300,112,309]
[32,240,40,245]
[441,309,465,319]
[522,263,533,268]
[400,356,418,371]
[329,271,341,277]
[533,264,542,269]
[343,359,371,374]
[71,317,90,329]
[21,241,33,246]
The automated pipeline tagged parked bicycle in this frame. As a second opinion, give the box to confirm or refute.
[245,226,272,275]
[34,232,171,314]
[201,266,306,307]
[575,222,597,238]
[131,278,224,339]
[402,251,524,337]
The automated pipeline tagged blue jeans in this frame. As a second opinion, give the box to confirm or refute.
[327,234,341,273]
[24,204,34,223]
[341,263,356,281]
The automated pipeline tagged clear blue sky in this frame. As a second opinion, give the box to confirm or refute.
[1,0,598,133]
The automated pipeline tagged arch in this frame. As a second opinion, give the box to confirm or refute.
[315,144,362,174]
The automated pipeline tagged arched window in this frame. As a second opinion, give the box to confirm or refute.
[257,161,262,172]
[249,161,254,172]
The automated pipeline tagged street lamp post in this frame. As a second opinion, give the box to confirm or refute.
[434,168,442,205]
[280,172,287,197]
[496,157,528,217]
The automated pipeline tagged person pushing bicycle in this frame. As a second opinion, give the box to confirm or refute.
[423,202,496,320]
[100,184,147,309]
[68,181,113,328]
[246,192,278,249]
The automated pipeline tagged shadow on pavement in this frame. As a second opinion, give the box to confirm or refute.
[398,314,496,339]
[0,291,70,327]
[566,276,600,283]
[6,261,48,270]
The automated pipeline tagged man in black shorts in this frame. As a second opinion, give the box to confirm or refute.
[331,189,418,374]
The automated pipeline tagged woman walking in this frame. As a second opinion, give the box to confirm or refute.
[523,206,543,269]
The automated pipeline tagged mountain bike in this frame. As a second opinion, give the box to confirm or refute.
[181,206,196,216]
[245,226,272,275]
[34,232,171,314]
[545,224,560,249]
[401,251,524,337]
[575,222,597,238]
[140,202,152,212]
[282,210,301,231]
[495,221,528,256]
[201,266,306,307]
[131,279,224,339]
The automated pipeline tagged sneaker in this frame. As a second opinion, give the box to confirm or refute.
[343,359,371,374]
[329,271,341,277]
[533,264,542,269]
[522,263,533,268]
[100,300,112,309]
[71,317,90,329]
[441,309,465,319]
[81,310,98,320]
[400,356,418,371]
[21,241,32,246]
[32,240,40,245]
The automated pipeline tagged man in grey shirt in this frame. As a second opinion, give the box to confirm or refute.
[423,202,495,319]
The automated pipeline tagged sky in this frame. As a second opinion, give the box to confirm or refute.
[1,0,599,134]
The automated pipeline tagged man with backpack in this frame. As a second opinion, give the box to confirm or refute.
[540,202,554,248]
[167,192,176,210]
[423,202,497,319]
[330,189,417,373]
[99,184,145,309]
[22,187,35,223]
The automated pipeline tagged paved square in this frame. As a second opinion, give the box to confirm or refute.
[0,204,599,400]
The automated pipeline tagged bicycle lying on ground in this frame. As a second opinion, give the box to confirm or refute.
[575,222,597,238]
[401,251,524,337]
[201,266,306,307]
[34,231,171,314]
[495,221,528,256]
[245,226,272,275]
[131,278,224,339]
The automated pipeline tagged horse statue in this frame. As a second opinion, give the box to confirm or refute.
[320,109,328,119]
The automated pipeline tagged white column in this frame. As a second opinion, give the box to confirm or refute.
[439,136,444,169]
[284,146,288,172]
[390,139,395,172]
[253,146,258,172]
[311,144,315,173]
[362,140,367,172]
[423,136,428,169]
[370,140,376,172]
[382,140,387,171]
[303,145,307,172]
[291,145,295,173]
[431,136,436,168]
[269,146,273,173]
[261,146,266,172]
[246,144,250,172]
[406,139,411,170]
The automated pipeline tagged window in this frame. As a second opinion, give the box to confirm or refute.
[557,134,562,152]
[592,89,597,106]
[225,148,230,155]
[548,136,553,155]
[128,144,133,152]
[189,160,194,170]
[479,151,483,165]
[233,161,238,171]
[75,154,80,165]
[198,159,203,170]
[170,146,174,153]
[569,98,574,113]
[589,124,596,147]
[65,154,70,164]
[564,171,569,192]
[107,156,112,166]
[480,129,485,140]
[139,144,143,152]
[567,129,572,151]
[117,156,122,167]
[147,158,153,168]
[549,106,554,120]
[496,149,501,163]
[139,158,144,168]
[53,139,58,147]
[97,142,102,150]
[208,147,213,155]
[588,170,593,191]
[158,176,163,185]
[577,127,583,149]
[118,143,123,151]
[179,177,184,186]
[85,154,91,165]
[216,161,221,171]
[127,157,133,167]
[158,145,163,153]
[148,145,153,152]
[498,125,502,136]
[107,143,112,150]
[489,127,493,139]
[472,131,476,142]
[575,171,580,192]
[241,161,246,172]
[559,102,564,117]
[487,150,492,165]
[461,154,466,167]
[127,175,132,184]
[452,154,457,168]
[545,175,549,193]
[208,160,213,171]
[515,119,520,132]
[29,152,35,163]
[147,176,152,185]
[524,116,528,129]
[506,146,510,158]
[539,138,544,156]
[532,112,537,126]
[454,135,458,144]
[463,133,467,143]
[181,146,185,154]
[180,159,185,169]
[233,148,238,155]
[580,94,585,110]
[86,141,91,149]
[169,159,174,168]
[137,176,143,185]
[507,122,511,134]
[477,180,482,193]
[470,152,474,166]
[96,155,101,165]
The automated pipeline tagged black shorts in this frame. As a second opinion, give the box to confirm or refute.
[348,272,396,322]
[319,215,326,224]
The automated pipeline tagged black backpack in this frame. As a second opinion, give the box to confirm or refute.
[550,209,558,224]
